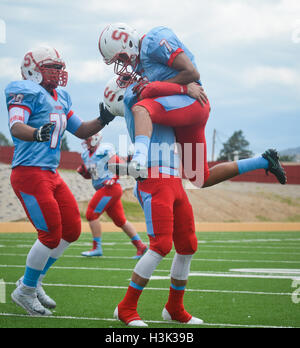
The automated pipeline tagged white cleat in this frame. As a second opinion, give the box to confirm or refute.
[16,278,56,309]
[162,308,204,325]
[11,286,52,317]
[114,306,148,327]
[36,285,56,309]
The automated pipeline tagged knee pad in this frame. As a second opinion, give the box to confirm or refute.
[134,250,163,279]
[62,217,81,243]
[150,238,173,257]
[171,253,193,281]
[86,207,99,222]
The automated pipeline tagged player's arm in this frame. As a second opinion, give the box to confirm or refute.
[9,107,54,142]
[165,51,200,85]
[137,80,206,104]
[74,103,115,139]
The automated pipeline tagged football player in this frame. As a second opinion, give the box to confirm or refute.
[5,46,115,316]
[99,23,287,186]
[102,77,204,327]
[77,132,147,259]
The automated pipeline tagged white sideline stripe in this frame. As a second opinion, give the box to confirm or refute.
[1,253,300,264]
[1,264,300,280]
[0,313,296,328]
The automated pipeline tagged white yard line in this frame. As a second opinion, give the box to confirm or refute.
[3,281,293,296]
[0,244,298,255]
[1,264,300,281]
[1,253,300,264]
[0,312,296,328]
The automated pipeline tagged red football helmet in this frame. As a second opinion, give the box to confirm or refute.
[21,47,68,90]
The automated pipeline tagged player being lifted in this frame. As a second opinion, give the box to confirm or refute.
[77,132,147,259]
[99,23,287,187]
[5,46,115,316]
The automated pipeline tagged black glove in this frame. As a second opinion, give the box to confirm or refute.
[33,123,55,142]
[98,102,115,126]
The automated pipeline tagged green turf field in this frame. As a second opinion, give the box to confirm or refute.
[0,231,300,328]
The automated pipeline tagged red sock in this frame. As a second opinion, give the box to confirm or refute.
[131,239,144,249]
[165,286,192,323]
[117,283,143,325]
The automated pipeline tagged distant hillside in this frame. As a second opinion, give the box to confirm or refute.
[280,147,300,157]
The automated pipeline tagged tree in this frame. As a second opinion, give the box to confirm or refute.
[61,135,70,151]
[0,132,12,146]
[218,130,254,161]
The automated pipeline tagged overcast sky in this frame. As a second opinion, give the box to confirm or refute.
[0,0,299,158]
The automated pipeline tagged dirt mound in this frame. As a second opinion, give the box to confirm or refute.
[1,163,299,222]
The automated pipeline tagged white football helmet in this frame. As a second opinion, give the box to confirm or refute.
[82,133,103,152]
[99,23,140,86]
[103,76,125,117]
[21,46,68,89]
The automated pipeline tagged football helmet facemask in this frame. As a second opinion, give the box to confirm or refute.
[21,47,68,90]
[99,23,140,87]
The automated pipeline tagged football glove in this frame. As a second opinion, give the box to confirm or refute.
[77,164,92,179]
[132,79,149,97]
[98,102,115,126]
[33,123,55,142]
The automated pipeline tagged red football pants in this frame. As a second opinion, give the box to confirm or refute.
[10,166,81,249]
[86,183,127,227]
[135,173,197,257]
[135,97,210,187]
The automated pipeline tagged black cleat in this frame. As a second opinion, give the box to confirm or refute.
[262,149,287,185]
[108,161,148,181]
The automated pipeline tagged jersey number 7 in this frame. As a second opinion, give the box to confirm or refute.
[49,113,67,149]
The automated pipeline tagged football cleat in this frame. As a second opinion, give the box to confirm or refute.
[132,245,148,260]
[11,286,52,317]
[262,149,287,185]
[81,248,103,257]
[162,308,204,325]
[108,161,148,181]
[114,306,148,327]
[16,278,56,309]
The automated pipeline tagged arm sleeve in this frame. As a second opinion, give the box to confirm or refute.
[66,112,83,135]
[139,81,187,100]
[8,106,31,129]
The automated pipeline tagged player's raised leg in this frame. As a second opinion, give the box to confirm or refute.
[106,199,148,259]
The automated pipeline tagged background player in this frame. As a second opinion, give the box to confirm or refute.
[5,46,114,316]
[77,133,147,259]
[99,23,286,187]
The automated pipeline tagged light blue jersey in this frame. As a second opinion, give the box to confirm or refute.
[5,80,82,170]
[81,144,116,191]
[124,84,180,170]
[138,26,201,85]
